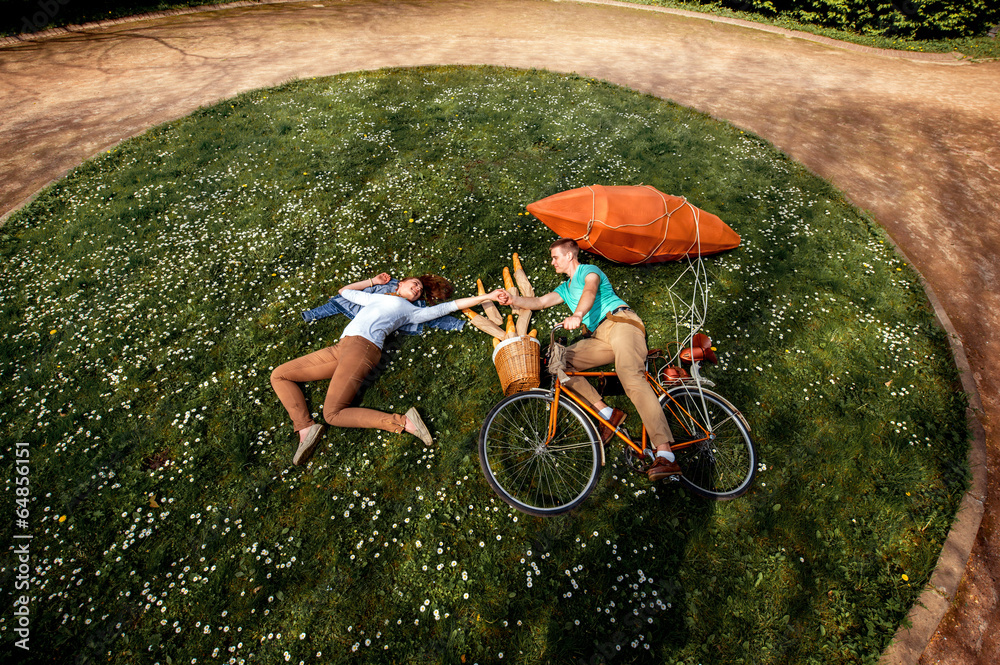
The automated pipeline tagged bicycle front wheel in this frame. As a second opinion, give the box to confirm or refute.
[479,390,602,516]
[662,387,756,500]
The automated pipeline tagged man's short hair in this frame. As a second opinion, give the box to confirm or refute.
[549,238,580,258]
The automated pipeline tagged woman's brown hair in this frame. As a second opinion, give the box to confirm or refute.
[403,273,454,305]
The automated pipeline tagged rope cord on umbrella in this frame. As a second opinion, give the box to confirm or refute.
[572,185,702,264]
[569,185,710,360]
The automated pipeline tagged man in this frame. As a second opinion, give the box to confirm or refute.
[498,238,680,480]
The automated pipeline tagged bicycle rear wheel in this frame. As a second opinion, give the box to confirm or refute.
[479,389,602,516]
[662,387,756,499]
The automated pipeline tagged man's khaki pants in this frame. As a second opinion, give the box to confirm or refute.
[563,310,674,447]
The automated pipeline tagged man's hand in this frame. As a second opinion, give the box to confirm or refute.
[497,290,513,306]
[562,314,583,330]
[372,272,391,286]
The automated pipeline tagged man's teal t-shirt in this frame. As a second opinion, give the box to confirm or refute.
[554,264,628,332]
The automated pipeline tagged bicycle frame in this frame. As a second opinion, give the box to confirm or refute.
[543,370,715,465]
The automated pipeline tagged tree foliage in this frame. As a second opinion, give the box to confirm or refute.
[711,0,1000,38]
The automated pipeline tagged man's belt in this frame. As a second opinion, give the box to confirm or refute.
[586,306,646,336]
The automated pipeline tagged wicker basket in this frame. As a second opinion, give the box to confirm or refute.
[491,335,542,396]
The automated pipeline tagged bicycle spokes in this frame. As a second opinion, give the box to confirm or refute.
[479,391,602,516]
[663,387,756,500]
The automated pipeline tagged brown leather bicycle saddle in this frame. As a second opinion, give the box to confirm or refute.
[680,333,717,364]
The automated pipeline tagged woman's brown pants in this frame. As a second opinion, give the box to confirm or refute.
[270,335,407,434]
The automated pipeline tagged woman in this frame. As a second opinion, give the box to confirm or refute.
[271,272,503,465]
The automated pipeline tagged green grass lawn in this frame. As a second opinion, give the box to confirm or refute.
[0,66,969,664]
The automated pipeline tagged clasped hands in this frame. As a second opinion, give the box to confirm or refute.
[496,290,580,329]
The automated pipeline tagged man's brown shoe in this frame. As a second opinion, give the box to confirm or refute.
[647,457,681,481]
[598,408,627,445]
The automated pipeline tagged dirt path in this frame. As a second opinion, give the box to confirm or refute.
[2,1,997,662]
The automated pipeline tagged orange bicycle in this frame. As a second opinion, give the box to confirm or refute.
[478,326,755,516]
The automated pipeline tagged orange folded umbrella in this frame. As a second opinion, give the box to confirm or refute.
[526,184,740,264]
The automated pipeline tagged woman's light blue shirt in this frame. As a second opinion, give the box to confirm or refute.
[339,290,459,349]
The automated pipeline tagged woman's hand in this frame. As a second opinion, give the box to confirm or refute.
[496,290,513,306]
[339,272,391,295]
[453,289,513,312]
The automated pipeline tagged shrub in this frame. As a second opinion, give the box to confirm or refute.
[710,0,1000,38]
